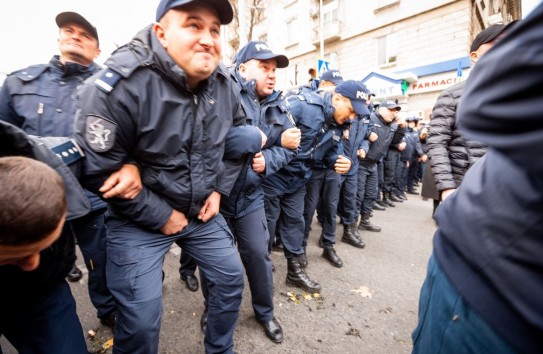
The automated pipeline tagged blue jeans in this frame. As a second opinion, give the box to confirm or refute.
[106,214,243,354]
[412,255,517,354]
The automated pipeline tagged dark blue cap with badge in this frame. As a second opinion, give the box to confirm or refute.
[156,0,234,24]
[380,100,402,111]
[335,80,371,116]
[234,41,289,68]
[320,69,343,85]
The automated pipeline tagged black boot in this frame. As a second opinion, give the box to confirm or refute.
[286,257,321,293]
[372,200,386,211]
[66,264,83,282]
[388,192,403,203]
[358,214,381,232]
[322,247,343,268]
[382,192,395,207]
[342,223,365,248]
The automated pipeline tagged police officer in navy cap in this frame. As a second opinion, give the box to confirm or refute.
[73,0,264,353]
[0,10,143,332]
[263,80,367,292]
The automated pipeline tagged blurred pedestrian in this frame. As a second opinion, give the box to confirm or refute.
[412,9,542,353]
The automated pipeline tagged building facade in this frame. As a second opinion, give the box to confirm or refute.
[227,0,520,120]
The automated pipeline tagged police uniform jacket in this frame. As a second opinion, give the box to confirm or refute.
[264,91,345,191]
[0,56,105,211]
[361,112,405,164]
[74,25,259,230]
[401,127,424,161]
[426,80,487,192]
[0,121,87,304]
[342,115,371,176]
[434,8,543,352]
[220,69,297,218]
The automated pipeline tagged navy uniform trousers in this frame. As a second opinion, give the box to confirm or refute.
[263,178,306,258]
[70,208,116,319]
[303,169,341,248]
[105,214,243,354]
[337,169,359,225]
[355,162,379,217]
[201,208,274,322]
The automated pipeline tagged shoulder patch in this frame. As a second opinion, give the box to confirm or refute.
[14,64,48,82]
[95,70,123,93]
[85,115,117,152]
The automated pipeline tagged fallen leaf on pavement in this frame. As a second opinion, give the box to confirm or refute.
[351,286,373,298]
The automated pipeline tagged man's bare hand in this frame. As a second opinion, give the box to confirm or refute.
[99,164,142,199]
[441,188,456,201]
[369,132,378,142]
[160,209,188,236]
[281,127,301,150]
[398,141,407,151]
[357,149,366,159]
[198,191,221,222]
[335,155,351,174]
[252,152,266,174]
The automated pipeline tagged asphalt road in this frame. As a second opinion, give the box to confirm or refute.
[1,193,436,354]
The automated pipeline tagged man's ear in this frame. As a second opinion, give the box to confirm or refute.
[238,63,248,80]
[153,23,167,49]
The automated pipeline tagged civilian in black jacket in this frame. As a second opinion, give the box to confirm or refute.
[412,7,543,353]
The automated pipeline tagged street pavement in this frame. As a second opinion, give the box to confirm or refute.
[1,192,437,354]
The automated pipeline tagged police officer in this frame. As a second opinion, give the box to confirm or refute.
[337,110,375,249]
[204,41,298,344]
[356,101,406,232]
[73,1,263,353]
[263,80,367,292]
[302,79,372,268]
[405,117,427,195]
[0,11,134,329]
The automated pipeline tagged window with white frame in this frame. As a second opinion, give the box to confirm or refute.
[286,17,297,46]
[377,32,398,66]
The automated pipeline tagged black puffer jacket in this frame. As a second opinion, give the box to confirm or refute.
[426,81,487,192]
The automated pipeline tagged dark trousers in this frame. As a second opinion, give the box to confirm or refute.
[338,171,359,225]
[407,158,419,191]
[263,181,306,258]
[71,208,116,319]
[225,209,274,322]
[397,160,409,195]
[179,249,197,278]
[355,162,378,216]
[105,214,243,354]
[383,150,401,193]
[303,169,341,248]
[0,281,88,354]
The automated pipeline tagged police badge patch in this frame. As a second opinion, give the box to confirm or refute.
[85,115,117,152]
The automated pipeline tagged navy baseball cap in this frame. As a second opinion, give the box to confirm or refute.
[380,100,402,111]
[156,0,233,24]
[234,41,289,68]
[320,69,343,85]
[56,12,99,44]
[335,80,371,116]
[406,116,419,122]
[470,21,517,52]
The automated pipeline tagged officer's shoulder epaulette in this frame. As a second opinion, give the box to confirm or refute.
[95,43,151,94]
[14,64,49,83]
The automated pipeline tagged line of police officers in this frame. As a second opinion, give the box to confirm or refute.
[0,0,411,353]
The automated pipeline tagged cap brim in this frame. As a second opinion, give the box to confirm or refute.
[253,53,289,68]
[161,0,233,24]
[55,12,98,41]
[352,101,370,116]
